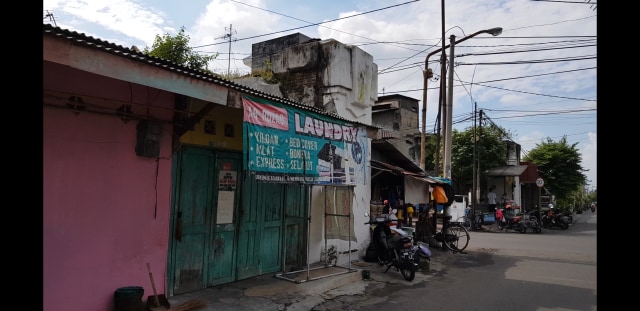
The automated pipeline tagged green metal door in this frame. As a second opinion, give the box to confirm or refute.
[208,152,241,286]
[170,147,214,295]
[236,176,283,279]
[282,184,308,272]
[236,176,309,280]
[169,147,240,294]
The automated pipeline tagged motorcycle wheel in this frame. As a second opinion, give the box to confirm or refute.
[560,222,569,230]
[518,225,527,233]
[400,264,416,281]
[364,244,379,263]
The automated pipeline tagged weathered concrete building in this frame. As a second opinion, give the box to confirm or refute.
[372,94,421,163]
[241,32,379,268]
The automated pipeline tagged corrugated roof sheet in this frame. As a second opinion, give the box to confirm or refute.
[518,162,540,183]
[43,23,373,129]
[486,165,528,177]
[371,140,421,173]
[370,159,445,184]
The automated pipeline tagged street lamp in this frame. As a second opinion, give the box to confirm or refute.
[443,27,502,179]
[420,27,502,174]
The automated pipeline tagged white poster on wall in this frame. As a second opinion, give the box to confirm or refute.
[216,191,235,224]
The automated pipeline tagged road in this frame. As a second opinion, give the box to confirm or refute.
[313,210,597,311]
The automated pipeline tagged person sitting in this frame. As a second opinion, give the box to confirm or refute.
[495,208,504,225]
[382,200,391,214]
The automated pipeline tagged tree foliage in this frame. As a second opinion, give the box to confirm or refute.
[422,134,438,171]
[524,136,587,204]
[143,26,217,73]
[450,125,508,193]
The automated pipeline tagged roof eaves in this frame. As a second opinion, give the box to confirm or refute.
[43,23,374,129]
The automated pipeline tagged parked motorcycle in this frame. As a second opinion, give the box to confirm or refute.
[559,211,573,224]
[540,211,569,230]
[497,210,527,233]
[523,210,542,233]
[363,211,430,281]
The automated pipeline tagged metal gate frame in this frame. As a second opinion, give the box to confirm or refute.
[275,184,357,283]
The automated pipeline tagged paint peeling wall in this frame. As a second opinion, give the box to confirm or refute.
[43,62,174,311]
[267,38,378,125]
[248,36,379,265]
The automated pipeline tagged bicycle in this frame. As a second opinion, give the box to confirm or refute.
[454,207,472,230]
[455,208,483,231]
[435,215,470,253]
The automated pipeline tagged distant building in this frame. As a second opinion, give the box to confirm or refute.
[372,94,421,164]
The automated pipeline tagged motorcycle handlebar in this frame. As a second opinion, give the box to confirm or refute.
[364,219,392,225]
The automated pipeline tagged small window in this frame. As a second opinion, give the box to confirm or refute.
[224,124,235,137]
[204,120,216,134]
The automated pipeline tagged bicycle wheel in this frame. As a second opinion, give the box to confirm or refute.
[443,223,470,252]
[458,216,471,231]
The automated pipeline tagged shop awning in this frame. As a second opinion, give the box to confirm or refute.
[485,165,528,177]
[370,159,445,184]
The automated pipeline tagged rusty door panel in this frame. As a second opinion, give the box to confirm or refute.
[237,176,283,280]
[208,152,241,286]
[170,148,241,294]
[207,152,242,286]
[208,231,234,285]
[283,184,308,271]
[171,148,214,295]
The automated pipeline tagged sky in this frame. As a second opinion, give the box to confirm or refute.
[43,0,597,191]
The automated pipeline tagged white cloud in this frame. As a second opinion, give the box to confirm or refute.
[43,0,596,188]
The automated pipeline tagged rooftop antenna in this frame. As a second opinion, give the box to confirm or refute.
[44,10,57,27]
[216,24,237,77]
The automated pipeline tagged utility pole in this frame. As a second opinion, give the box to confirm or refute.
[433,54,446,177]
[477,110,483,205]
[216,24,237,77]
[419,69,432,171]
[443,34,455,179]
[472,102,477,220]
[436,0,446,178]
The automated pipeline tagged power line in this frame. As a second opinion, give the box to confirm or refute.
[379,66,596,100]
[472,83,595,101]
[192,0,420,49]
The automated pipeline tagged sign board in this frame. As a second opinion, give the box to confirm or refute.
[242,95,368,185]
[536,178,544,188]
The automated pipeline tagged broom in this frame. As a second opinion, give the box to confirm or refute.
[167,299,207,311]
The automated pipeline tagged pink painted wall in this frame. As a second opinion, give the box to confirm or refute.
[44,62,174,311]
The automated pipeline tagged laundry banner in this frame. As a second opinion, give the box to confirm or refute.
[242,95,368,185]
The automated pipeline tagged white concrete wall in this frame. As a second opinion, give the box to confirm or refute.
[306,137,373,266]
[244,37,379,265]
[320,39,378,126]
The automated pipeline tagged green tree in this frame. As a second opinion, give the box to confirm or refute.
[422,134,438,171]
[451,125,508,193]
[143,26,217,73]
[524,136,587,205]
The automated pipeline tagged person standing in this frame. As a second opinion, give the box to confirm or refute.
[501,193,508,208]
[495,207,504,229]
[487,188,497,213]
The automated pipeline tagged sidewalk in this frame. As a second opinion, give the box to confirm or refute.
[165,250,453,311]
